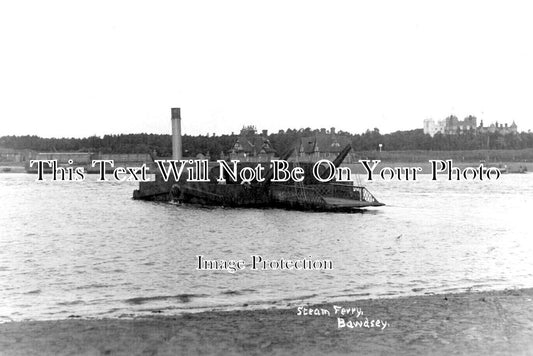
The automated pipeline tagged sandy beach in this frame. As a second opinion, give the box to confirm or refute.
[1,288,532,355]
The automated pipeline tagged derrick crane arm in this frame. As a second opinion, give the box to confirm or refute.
[262,146,296,185]
[318,144,352,179]
[332,144,352,168]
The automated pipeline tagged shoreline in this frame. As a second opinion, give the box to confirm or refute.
[342,161,531,175]
[2,162,531,177]
[1,288,532,355]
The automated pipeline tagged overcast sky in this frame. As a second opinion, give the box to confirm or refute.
[1,1,532,138]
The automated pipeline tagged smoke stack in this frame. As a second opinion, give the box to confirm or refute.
[171,108,182,160]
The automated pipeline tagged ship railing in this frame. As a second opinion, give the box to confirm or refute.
[307,183,381,204]
[357,186,380,204]
[271,184,326,207]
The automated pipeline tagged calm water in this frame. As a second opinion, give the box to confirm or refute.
[1,173,532,321]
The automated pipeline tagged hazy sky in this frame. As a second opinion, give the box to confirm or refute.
[1,1,532,138]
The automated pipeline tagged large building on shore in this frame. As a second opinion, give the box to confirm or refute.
[477,120,518,135]
[229,126,276,161]
[296,127,352,162]
[228,126,357,163]
[423,116,517,137]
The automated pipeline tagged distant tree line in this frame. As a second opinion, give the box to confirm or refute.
[2,128,533,159]
[351,128,533,151]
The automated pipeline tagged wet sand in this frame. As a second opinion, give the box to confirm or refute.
[1,288,532,355]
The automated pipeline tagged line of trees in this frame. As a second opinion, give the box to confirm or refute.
[2,128,533,159]
[352,129,533,151]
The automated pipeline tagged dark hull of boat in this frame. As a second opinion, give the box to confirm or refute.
[134,179,383,212]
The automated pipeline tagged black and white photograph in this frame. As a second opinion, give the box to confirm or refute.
[1,1,533,355]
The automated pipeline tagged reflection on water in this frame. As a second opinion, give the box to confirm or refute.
[0,173,532,321]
